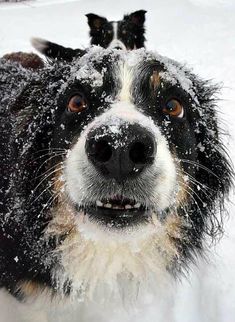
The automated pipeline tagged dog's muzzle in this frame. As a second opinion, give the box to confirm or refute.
[75,122,156,226]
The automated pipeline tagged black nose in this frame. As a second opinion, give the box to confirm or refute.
[85,123,156,182]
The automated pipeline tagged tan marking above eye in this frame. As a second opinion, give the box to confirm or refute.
[150,70,161,90]
[67,94,88,113]
[94,19,102,29]
[122,30,127,34]
[163,99,184,118]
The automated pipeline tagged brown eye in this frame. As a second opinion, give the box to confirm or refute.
[163,99,184,118]
[67,94,87,113]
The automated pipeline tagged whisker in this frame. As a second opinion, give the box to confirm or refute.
[34,158,64,180]
[180,159,221,180]
[177,169,215,203]
[37,187,64,219]
[32,166,64,197]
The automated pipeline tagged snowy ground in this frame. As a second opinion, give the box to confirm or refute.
[0,0,235,321]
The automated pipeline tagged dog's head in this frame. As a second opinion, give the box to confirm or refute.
[0,43,232,302]
[86,10,147,50]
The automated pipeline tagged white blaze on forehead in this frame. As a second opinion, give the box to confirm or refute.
[108,22,127,50]
[118,63,134,102]
[117,49,152,102]
[112,22,118,40]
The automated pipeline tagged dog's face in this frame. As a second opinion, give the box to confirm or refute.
[0,46,232,303]
[86,10,146,50]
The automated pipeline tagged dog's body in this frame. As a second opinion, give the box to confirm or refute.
[0,44,232,321]
[86,10,146,50]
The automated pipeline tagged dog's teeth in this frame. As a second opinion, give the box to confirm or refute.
[104,203,112,208]
[96,200,103,207]
[96,200,140,210]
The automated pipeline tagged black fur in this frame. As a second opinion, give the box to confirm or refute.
[0,47,233,300]
[31,38,84,61]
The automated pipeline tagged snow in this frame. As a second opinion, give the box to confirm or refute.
[0,0,235,321]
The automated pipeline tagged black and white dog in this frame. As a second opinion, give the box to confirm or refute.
[30,10,147,62]
[86,10,147,50]
[0,41,232,321]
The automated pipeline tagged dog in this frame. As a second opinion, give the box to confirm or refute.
[29,10,146,63]
[0,41,232,321]
[29,10,146,62]
[86,10,147,50]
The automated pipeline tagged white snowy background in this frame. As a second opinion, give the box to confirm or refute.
[0,0,235,321]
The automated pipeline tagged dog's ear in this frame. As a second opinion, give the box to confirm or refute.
[126,10,147,26]
[31,38,84,62]
[2,52,44,70]
[86,13,107,30]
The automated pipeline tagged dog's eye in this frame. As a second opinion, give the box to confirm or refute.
[163,99,184,118]
[67,94,88,113]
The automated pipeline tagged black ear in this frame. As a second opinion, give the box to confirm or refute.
[31,38,84,62]
[3,52,44,70]
[126,10,147,26]
[86,13,107,30]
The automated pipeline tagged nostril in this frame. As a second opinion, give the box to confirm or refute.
[129,140,155,165]
[129,142,147,164]
[88,140,112,163]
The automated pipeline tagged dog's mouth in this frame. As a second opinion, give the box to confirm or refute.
[95,197,142,210]
[75,196,150,228]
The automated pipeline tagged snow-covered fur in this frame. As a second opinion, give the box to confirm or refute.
[0,45,232,313]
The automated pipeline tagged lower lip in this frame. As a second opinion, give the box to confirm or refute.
[75,205,150,228]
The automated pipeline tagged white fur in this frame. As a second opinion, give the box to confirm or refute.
[112,22,118,41]
[48,205,177,303]
[118,63,133,101]
[0,289,48,322]
[108,22,127,50]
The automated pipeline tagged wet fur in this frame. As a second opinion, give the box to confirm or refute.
[0,48,233,310]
